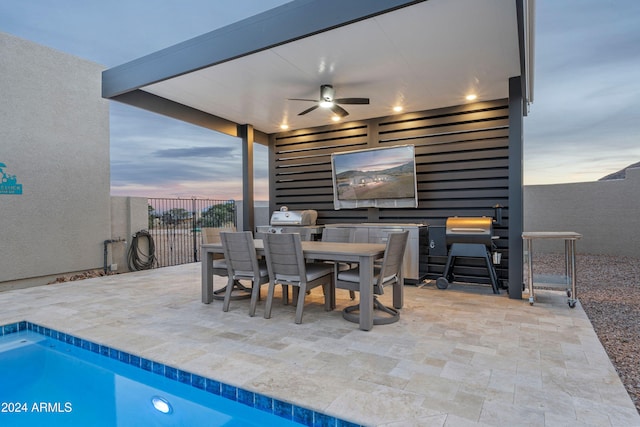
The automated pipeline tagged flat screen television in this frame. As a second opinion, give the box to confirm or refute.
[331,144,418,210]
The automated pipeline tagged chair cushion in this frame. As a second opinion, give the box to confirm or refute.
[305,263,334,281]
[213,259,227,269]
[233,260,269,280]
[337,266,396,285]
[275,263,333,284]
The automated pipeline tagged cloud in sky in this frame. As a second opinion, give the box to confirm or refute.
[524,0,640,184]
[1,0,639,195]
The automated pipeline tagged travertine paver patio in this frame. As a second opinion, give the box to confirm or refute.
[1,263,638,426]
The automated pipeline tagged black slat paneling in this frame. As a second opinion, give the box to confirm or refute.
[269,99,510,285]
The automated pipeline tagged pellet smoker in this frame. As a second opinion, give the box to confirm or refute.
[435,206,503,294]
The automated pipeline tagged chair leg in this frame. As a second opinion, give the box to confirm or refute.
[323,281,332,312]
[264,281,276,319]
[222,277,235,312]
[249,282,260,317]
[294,284,307,324]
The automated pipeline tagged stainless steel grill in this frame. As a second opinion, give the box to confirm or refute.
[256,208,323,240]
[437,216,500,294]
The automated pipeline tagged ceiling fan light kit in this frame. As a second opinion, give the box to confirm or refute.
[290,84,369,118]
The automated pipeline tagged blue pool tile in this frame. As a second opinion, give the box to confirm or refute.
[165,366,178,380]
[294,405,314,426]
[81,339,91,351]
[192,374,205,390]
[4,323,18,335]
[255,394,273,412]
[109,348,120,360]
[221,383,237,401]
[237,388,254,406]
[99,345,110,357]
[314,412,337,427]
[118,351,130,364]
[141,358,153,372]
[129,354,141,368]
[18,321,27,332]
[178,369,191,385]
[205,378,221,395]
[274,399,293,420]
[89,342,100,353]
[337,420,361,427]
[152,361,165,376]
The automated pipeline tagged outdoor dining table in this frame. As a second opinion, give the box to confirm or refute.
[201,240,395,331]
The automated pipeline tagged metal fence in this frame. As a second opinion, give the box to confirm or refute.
[147,198,237,268]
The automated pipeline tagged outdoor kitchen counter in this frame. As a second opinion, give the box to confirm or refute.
[201,240,392,331]
[522,231,582,308]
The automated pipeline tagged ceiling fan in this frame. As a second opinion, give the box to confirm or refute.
[289,84,369,118]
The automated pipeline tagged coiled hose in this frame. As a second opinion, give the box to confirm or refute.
[127,230,156,271]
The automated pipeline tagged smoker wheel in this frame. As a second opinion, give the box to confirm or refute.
[436,277,449,289]
[568,300,576,308]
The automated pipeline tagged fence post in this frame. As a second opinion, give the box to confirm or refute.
[192,197,198,263]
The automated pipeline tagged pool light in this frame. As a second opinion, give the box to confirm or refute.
[151,396,173,414]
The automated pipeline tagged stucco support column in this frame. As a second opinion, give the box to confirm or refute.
[508,76,524,299]
[239,124,255,233]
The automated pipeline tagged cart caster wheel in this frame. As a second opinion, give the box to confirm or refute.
[436,277,449,290]
[529,297,534,306]
[567,290,572,298]
[446,273,455,283]
[568,300,576,308]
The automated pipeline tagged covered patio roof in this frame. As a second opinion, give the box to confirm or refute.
[102,0,535,144]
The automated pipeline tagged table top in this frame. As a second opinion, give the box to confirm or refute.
[522,231,582,240]
[202,239,387,257]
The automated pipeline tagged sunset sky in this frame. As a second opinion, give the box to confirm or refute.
[2,0,638,200]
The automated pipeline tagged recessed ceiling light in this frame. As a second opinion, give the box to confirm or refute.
[466,94,477,101]
[393,106,403,113]
[280,124,289,130]
[331,116,340,122]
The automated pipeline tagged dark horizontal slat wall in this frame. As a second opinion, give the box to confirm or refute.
[269,99,510,284]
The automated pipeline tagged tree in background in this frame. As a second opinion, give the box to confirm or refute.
[201,201,236,228]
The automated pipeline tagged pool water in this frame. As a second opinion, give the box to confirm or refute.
[0,322,357,427]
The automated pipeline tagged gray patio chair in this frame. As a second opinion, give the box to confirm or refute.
[336,231,409,325]
[262,233,333,324]
[202,226,251,300]
[219,231,270,316]
[321,227,357,303]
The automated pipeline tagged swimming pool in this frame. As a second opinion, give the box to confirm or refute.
[0,321,360,427]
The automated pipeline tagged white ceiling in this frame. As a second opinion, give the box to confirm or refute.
[141,0,522,134]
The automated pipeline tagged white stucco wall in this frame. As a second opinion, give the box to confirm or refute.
[524,168,640,256]
[0,32,110,286]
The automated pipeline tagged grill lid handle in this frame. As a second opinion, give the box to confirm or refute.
[450,227,486,233]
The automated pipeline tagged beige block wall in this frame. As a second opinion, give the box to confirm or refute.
[524,168,640,256]
[0,32,110,288]
[109,197,149,273]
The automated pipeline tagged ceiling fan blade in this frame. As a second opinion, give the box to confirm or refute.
[298,104,320,116]
[331,104,349,118]
[335,97,369,105]
[288,98,318,102]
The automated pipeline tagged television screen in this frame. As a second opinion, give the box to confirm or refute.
[331,145,418,209]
